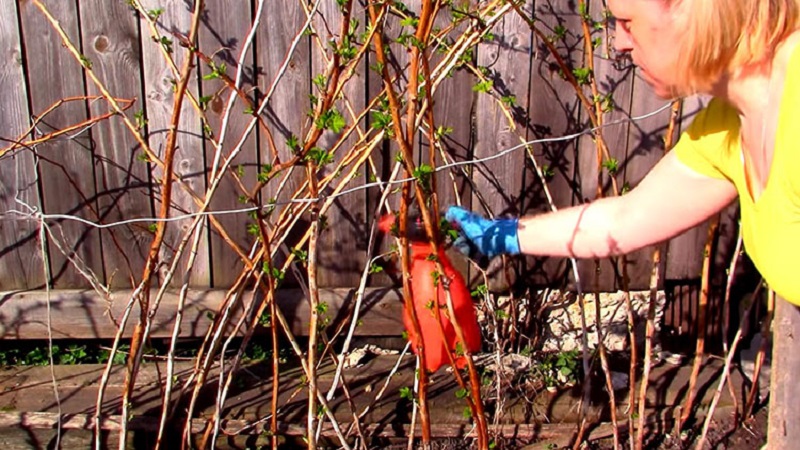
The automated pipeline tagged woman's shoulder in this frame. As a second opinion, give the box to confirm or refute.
[672,97,740,181]
[683,97,740,150]
[686,98,739,135]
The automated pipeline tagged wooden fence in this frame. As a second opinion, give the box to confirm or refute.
[0,1,733,311]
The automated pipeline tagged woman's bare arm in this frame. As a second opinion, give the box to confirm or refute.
[516,151,738,258]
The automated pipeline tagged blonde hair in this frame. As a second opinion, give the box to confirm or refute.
[671,0,800,92]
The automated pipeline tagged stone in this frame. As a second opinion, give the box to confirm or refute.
[540,290,666,353]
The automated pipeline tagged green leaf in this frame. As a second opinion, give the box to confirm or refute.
[134,110,147,129]
[472,80,493,93]
[291,247,308,262]
[578,2,589,19]
[431,270,441,286]
[553,24,567,40]
[370,110,393,133]
[79,54,92,69]
[455,388,469,399]
[412,164,434,179]
[202,62,226,80]
[369,61,385,73]
[305,147,334,166]
[470,284,488,298]
[247,223,259,236]
[572,67,593,86]
[412,164,434,192]
[400,16,419,27]
[501,95,517,107]
[316,108,346,134]
[147,8,164,20]
[159,36,173,54]
[257,164,274,183]
[602,157,620,175]
[399,386,413,400]
[312,73,327,90]
[199,95,213,110]
[286,134,300,152]
[435,125,453,139]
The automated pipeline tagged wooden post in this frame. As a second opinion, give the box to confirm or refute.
[767,296,800,448]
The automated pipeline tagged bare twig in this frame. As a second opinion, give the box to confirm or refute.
[696,283,764,450]
[681,215,719,430]
[744,288,774,418]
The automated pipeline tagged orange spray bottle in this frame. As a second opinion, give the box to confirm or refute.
[379,213,482,372]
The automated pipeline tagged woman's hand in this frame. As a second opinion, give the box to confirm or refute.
[445,206,520,258]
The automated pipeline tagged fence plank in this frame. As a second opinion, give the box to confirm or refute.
[575,1,637,291]
[19,0,103,288]
[364,1,415,289]
[520,0,583,288]
[623,77,673,289]
[472,2,531,290]
[425,6,477,284]
[0,1,43,290]
[0,287,403,339]
[137,0,210,287]
[199,0,258,288]
[254,0,309,287]
[428,7,474,210]
[664,96,713,281]
[310,1,369,287]
[79,0,152,289]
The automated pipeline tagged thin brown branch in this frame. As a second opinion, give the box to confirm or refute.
[696,283,765,450]
[744,289,774,418]
[680,215,719,430]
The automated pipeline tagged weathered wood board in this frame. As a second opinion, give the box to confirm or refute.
[137,0,210,288]
[199,0,259,289]
[0,0,42,290]
[0,288,404,339]
[19,0,103,288]
[80,0,153,289]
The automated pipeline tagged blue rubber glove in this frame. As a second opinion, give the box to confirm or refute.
[445,206,520,258]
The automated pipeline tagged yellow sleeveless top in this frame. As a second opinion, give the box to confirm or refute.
[675,48,800,305]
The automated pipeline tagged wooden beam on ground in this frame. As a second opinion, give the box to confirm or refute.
[0,411,616,440]
[767,297,800,449]
[0,288,404,339]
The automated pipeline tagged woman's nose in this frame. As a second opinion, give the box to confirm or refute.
[613,26,633,53]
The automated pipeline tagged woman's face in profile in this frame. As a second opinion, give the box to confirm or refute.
[607,0,686,98]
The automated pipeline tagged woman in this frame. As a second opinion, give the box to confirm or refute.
[446,0,800,446]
